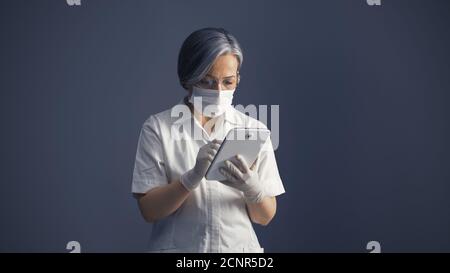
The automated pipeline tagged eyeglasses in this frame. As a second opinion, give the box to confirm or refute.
[196,72,240,90]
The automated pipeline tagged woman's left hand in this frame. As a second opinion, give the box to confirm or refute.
[219,155,265,203]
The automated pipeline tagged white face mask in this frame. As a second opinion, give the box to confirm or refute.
[189,86,235,117]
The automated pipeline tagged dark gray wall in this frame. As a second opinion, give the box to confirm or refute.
[1,0,449,252]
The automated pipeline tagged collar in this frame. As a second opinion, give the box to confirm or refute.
[172,96,241,127]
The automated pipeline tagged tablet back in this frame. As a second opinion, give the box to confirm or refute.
[205,128,270,181]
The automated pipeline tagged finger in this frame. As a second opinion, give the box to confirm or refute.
[220,167,239,183]
[218,177,239,189]
[230,156,246,174]
[208,142,221,152]
[207,148,218,157]
[212,139,223,144]
[224,160,244,179]
[235,155,250,173]
[211,143,221,151]
[206,154,214,162]
[250,156,259,171]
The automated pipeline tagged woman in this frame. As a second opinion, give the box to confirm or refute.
[131,27,285,253]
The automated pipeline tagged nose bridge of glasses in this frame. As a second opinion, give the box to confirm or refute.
[205,76,236,90]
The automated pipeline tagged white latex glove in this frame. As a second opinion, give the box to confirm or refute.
[219,155,265,203]
[180,139,222,191]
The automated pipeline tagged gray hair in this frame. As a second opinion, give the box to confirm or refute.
[177,27,243,90]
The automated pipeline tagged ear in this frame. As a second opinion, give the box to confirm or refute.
[237,71,241,84]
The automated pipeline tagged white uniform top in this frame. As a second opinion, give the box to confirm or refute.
[131,99,286,253]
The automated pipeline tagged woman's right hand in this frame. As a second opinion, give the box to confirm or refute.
[180,139,222,191]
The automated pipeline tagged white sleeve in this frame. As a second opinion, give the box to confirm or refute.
[256,136,286,197]
[131,116,168,194]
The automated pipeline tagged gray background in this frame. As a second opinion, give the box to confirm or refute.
[1,0,449,252]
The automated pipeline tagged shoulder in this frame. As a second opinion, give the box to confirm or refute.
[142,101,190,132]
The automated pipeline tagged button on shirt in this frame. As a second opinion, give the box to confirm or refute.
[131,99,286,253]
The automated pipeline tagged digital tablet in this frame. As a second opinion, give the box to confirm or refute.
[205,127,271,181]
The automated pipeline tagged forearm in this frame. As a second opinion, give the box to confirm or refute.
[246,196,277,226]
[137,180,190,222]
